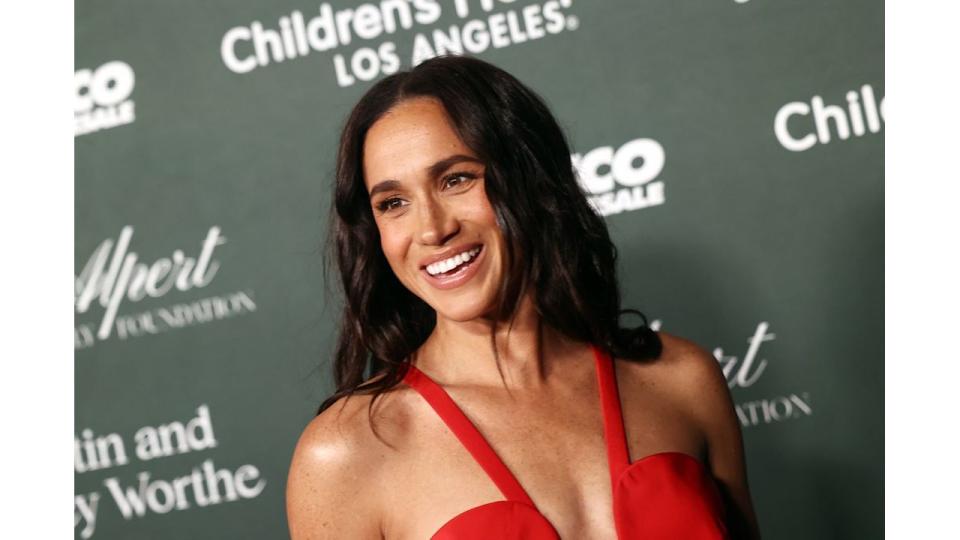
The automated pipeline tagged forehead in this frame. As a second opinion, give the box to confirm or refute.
[362,97,475,188]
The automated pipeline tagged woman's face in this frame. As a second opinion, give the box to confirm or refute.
[363,97,505,322]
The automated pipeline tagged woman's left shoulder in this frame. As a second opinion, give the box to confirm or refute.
[614,331,734,447]
[653,331,727,398]
[621,331,762,538]
[617,330,728,404]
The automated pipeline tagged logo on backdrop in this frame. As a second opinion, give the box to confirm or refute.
[74,226,257,349]
[774,83,884,152]
[74,405,267,539]
[572,138,666,217]
[75,61,136,137]
[219,0,580,87]
[713,321,813,427]
[651,319,813,428]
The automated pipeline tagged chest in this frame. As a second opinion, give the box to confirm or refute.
[383,383,705,539]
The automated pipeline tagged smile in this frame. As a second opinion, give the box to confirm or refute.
[425,246,481,276]
[421,245,485,290]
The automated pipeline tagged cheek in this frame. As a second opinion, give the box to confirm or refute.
[469,187,508,271]
[467,183,500,228]
[376,223,410,272]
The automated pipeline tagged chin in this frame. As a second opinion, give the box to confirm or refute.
[432,298,495,323]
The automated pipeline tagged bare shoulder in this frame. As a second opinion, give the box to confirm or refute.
[614,331,726,405]
[628,331,735,452]
[653,331,729,411]
[613,331,732,452]
[286,387,417,540]
[640,331,762,538]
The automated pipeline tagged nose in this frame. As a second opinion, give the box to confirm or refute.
[417,196,459,246]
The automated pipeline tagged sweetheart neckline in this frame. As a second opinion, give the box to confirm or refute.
[428,451,709,539]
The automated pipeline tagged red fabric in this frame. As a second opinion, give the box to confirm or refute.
[403,344,730,539]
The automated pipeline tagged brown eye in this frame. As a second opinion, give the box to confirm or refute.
[443,172,476,190]
[376,197,405,213]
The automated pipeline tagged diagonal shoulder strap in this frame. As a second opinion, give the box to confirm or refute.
[403,364,536,506]
[593,344,632,485]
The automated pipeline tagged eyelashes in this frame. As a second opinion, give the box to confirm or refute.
[375,197,404,213]
[373,171,479,214]
[441,171,476,190]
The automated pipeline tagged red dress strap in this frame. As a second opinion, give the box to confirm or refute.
[402,364,536,507]
[592,344,632,487]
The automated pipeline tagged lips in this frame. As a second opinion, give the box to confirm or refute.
[418,242,484,269]
[420,244,485,291]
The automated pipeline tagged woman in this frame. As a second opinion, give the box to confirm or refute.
[287,55,761,539]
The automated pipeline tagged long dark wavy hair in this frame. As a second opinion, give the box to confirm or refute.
[319,55,661,415]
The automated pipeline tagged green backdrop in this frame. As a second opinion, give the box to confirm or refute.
[75,1,883,538]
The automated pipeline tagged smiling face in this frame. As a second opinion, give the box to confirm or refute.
[362,97,506,322]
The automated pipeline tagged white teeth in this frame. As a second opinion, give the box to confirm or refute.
[426,247,481,276]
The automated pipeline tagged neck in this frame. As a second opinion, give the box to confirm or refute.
[416,294,582,389]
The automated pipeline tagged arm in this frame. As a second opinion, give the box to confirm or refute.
[666,333,763,540]
[286,399,384,540]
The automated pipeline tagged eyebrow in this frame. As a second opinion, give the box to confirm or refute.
[367,154,484,198]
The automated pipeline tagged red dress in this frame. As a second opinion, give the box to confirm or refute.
[401,344,730,539]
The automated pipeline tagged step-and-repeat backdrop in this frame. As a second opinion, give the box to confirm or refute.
[75,1,883,538]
